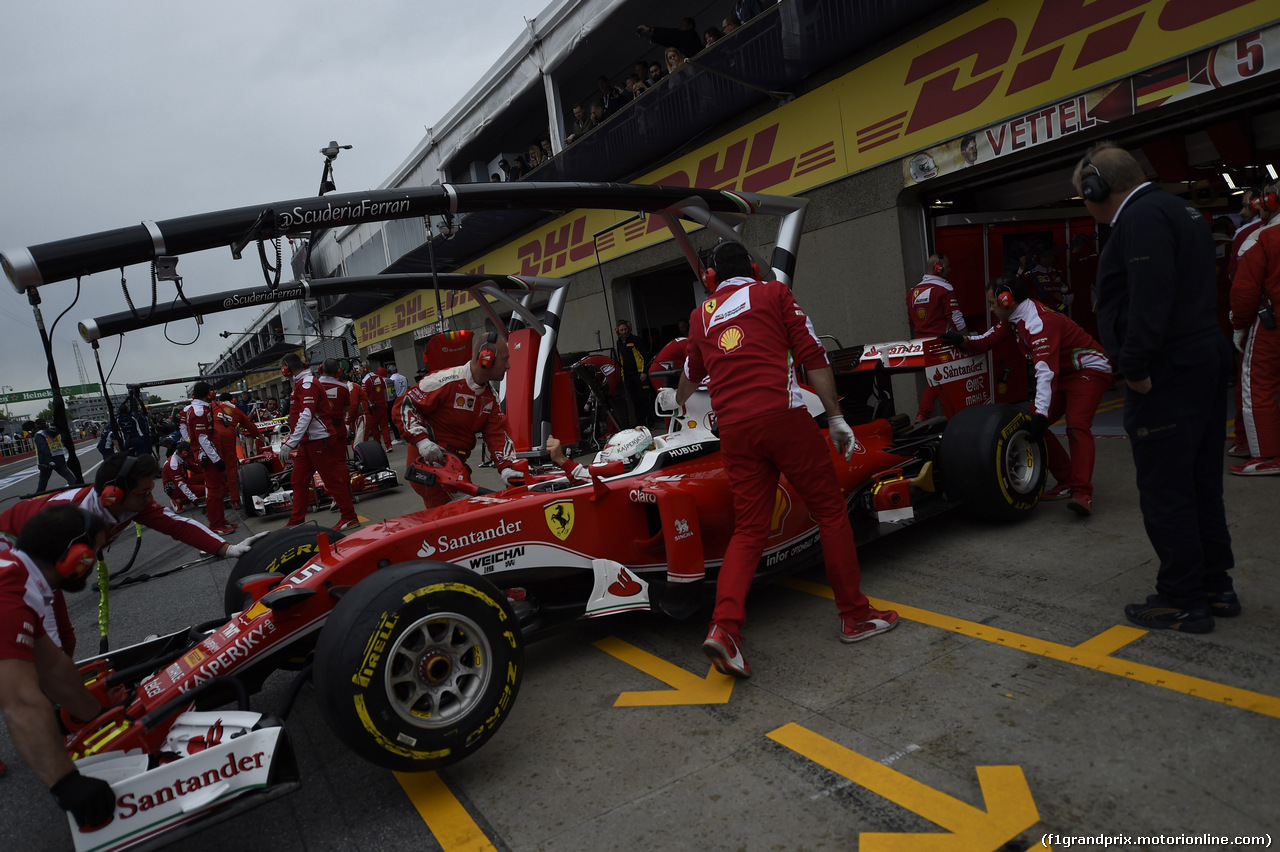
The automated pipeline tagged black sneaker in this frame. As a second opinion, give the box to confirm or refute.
[1124,595,1214,633]
[1206,590,1242,618]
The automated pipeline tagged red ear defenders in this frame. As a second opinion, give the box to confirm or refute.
[703,243,760,289]
[56,509,99,583]
[932,254,946,276]
[478,331,499,370]
[1079,152,1111,203]
[1250,189,1279,213]
[992,278,1021,309]
[100,455,137,508]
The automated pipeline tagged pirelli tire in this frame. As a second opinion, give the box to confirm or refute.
[354,440,389,473]
[223,525,344,617]
[313,561,523,773]
[939,403,1045,521]
[238,462,271,517]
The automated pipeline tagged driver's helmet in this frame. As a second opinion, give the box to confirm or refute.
[594,426,653,469]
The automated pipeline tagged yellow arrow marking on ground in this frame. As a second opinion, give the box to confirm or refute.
[394,771,496,852]
[769,723,1039,851]
[594,635,737,706]
[781,578,1280,718]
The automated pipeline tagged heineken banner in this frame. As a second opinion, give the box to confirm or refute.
[1,383,101,405]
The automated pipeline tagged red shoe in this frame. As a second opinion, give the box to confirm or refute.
[702,624,751,678]
[1229,457,1280,476]
[840,608,899,643]
[210,523,238,535]
[1042,483,1071,501]
[1226,442,1251,458]
[1067,494,1092,516]
[333,518,362,532]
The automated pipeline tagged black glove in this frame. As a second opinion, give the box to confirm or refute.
[214,459,227,473]
[939,331,966,348]
[1027,414,1048,440]
[51,770,116,829]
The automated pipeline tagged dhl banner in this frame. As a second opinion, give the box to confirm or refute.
[905,23,1280,184]
[356,0,1277,347]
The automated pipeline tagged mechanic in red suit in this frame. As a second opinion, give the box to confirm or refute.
[1228,213,1280,476]
[318,359,356,507]
[161,440,204,512]
[180,381,234,535]
[362,366,393,452]
[946,277,1112,515]
[0,453,255,656]
[666,241,897,678]
[278,353,361,531]
[346,368,369,445]
[392,332,519,509]
[0,505,116,829]
[1226,186,1274,458]
[215,393,256,509]
[647,336,688,389]
[906,252,967,420]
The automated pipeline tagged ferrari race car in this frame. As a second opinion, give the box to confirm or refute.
[236,420,400,516]
[8,182,1046,851]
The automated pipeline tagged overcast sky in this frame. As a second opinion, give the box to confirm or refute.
[0,1,543,418]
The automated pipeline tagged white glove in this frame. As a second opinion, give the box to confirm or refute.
[224,531,271,560]
[278,443,293,464]
[415,439,444,464]
[500,467,524,486]
[1063,293,1074,306]
[827,414,856,462]
[1234,328,1248,354]
[655,387,679,411]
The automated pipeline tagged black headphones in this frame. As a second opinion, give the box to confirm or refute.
[478,331,499,370]
[992,277,1025,309]
[1080,152,1111,202]
[56,509,100,582]
[100,455,137,508]
[703,242,760,289]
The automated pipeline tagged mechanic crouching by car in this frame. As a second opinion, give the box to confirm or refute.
[0,505,117,830]
[278,353,361,531]
[180,382,235,535]
[392,331,519,509]
[0,453,263,657]
[161,440,204,512]
[665,240,897,678]
[943,276,1112,516]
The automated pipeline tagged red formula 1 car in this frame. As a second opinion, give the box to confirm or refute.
[14,183,1045,851]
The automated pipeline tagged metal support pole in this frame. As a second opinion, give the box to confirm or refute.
[28,288,84,483]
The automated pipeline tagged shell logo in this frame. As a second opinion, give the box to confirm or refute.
[718,326,744,353]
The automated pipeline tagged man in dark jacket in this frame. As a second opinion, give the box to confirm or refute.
[1076,141,1235,634]
[613,319,651,428]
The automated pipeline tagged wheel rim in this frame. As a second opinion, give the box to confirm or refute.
[1004,430,1040,493]
[385,611,493,729]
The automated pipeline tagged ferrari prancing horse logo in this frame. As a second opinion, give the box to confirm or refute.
[545,500,575,540]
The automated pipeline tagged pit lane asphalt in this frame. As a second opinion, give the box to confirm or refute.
[1,436,1276,852]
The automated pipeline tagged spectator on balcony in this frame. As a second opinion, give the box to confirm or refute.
[703,26,723,48]
[633,61,649,86]
[589,101,607,126]
[647,62,665,87]
[510,155,527,181]
[734,1,766,24]
[631,80,649,97]
[566,102,594,144]
[722,13,742,34]
[526,144,543,171]
[540,138,553,161]
[665,46,688,74]
[490,172,502,182]
[498,158,511,181]
[637,18,701,61]
[597,75,629,117]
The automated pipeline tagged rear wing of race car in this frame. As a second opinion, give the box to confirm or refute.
[828,337,993,422]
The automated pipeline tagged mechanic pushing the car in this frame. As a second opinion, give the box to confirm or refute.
[278,353,361,531]
[0,453,261,656]
[214,393,258,509]
[665,241,898,678]
[943,276,1112,516]
[180,381,235,535]
[392,331,520,508]
[161,440,204,512]
[906,252,967,421]
[0,506,118,829]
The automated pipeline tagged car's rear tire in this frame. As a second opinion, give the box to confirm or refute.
[313,562,523,773]
[939,403,1044,521]
[223,525,343,616]
[355,441,388,473]
[238,462,271,517]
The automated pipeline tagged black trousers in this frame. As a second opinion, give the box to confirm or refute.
[1125,338,1234,604]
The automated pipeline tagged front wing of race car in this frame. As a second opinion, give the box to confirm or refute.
[68,711,298,852]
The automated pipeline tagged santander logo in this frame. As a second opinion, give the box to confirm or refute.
[607,567,643,597]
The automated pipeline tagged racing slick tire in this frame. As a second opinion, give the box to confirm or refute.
[313,561,523,772]
[938,403,1045,521]
[223,525,344,616]
[354,440,389,473]
[238,462,271,517]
